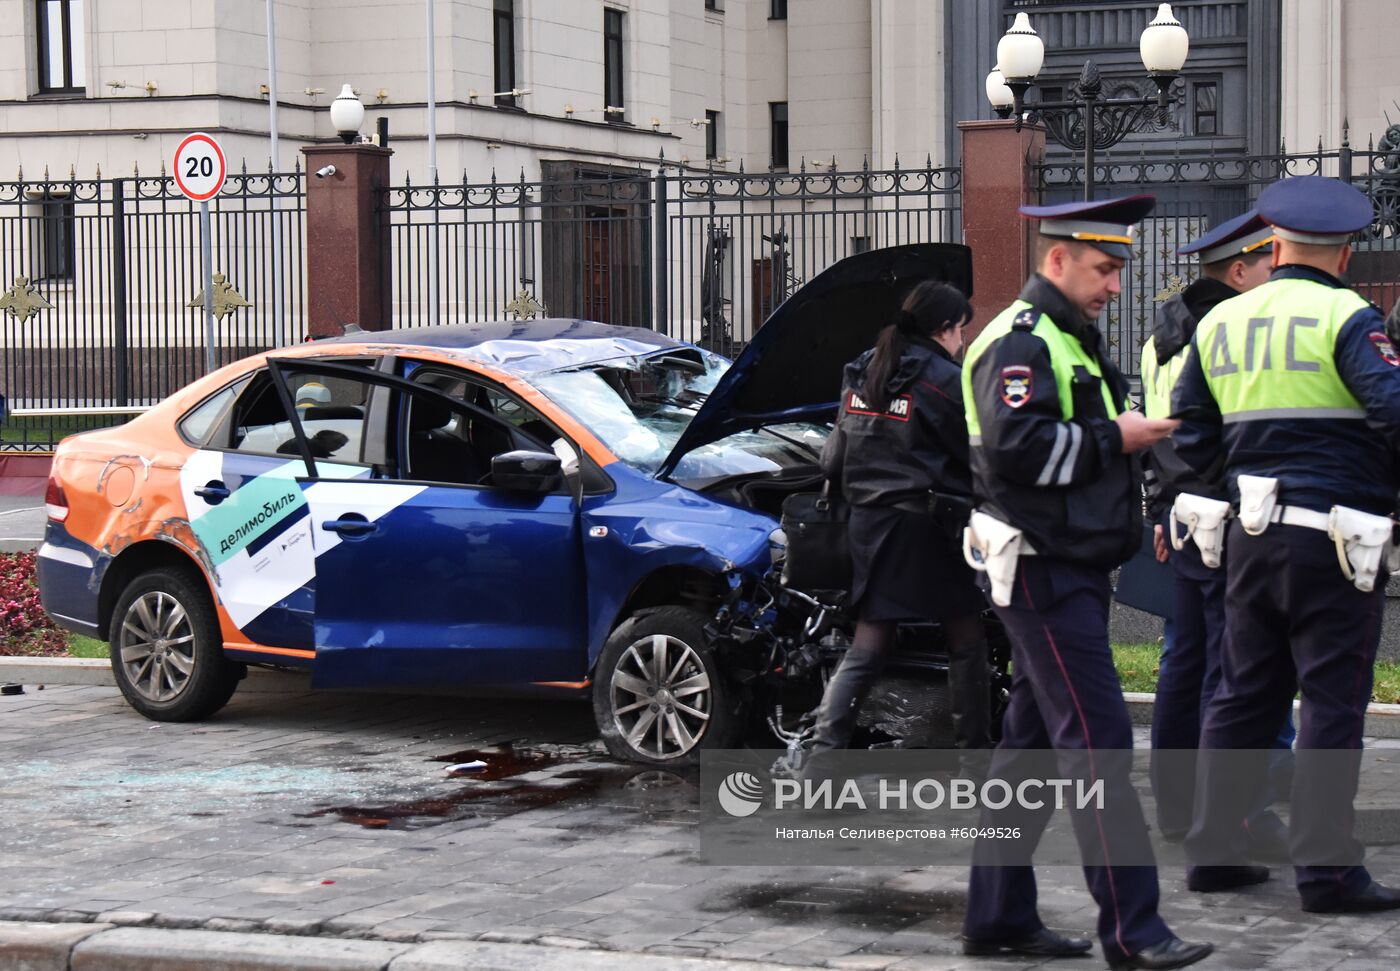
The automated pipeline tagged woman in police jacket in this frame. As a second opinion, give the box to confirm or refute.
[812,281,988,761]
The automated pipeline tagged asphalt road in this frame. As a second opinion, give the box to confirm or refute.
[5,682,1400,969]
[0,495,45,552]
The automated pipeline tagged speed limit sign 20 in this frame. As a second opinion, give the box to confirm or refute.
[173,132,228,202]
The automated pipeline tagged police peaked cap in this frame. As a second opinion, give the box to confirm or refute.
[1257,176,1374,245]
[1018,194,1156,260]
[1178,209,1274,264]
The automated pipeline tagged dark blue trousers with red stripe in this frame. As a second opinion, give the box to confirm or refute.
[963,557,1172,964]
[1186,522,1384,908]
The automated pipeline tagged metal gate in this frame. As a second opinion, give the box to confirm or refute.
[0,166,306,448]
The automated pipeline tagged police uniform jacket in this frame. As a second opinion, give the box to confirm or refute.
[1140,277,1237,519]
[963,274,1141,568]
[821,336,972,511]
[1172,265,1400,515]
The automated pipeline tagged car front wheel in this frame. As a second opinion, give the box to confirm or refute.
[109,566,242,722]
[592,606,742,765]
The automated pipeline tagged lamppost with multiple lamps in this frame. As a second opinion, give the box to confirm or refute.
[984,4,1191,201]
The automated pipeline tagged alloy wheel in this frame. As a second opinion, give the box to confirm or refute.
[609,633,713,760]
[117,591,197,703]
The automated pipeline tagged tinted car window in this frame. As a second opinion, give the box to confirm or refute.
[178,378,247,447]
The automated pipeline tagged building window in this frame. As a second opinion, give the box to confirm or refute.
[769,102,789,169]
[705,0,723,11]
[37,0,85,94]
[850,235,871,255]
[770,0,787,19]
[37,194,75,281]
[493,0,516,108]
[705,110,720,160]
[1037,83,1065,104]
[604,8,625,120]
[1193,81,1218,136]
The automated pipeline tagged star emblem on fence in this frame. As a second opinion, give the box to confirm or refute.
[188,273,253,321]
[505,288,547,320]
[0,276,53,323]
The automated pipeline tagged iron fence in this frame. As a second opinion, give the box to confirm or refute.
[0,166,306,448]
[1038,126,1400,379]
[381,159,963,359]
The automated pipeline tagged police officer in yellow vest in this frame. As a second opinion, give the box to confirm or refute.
[1174,175,1400,912]
[959,196,1212,971]
[1141,210,1277,845]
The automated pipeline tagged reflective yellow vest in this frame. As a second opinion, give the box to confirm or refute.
[1140,340,1188,421]
[963,299,1121,439]
[1194,278,1371,422]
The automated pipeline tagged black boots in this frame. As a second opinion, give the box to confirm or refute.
[948,638,992,752]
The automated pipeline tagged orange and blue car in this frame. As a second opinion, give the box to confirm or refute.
[37,243,971,763]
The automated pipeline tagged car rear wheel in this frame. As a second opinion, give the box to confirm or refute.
[593,606,742,766]
[109,567,242,722]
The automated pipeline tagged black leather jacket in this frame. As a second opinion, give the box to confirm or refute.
[821,336,973,511]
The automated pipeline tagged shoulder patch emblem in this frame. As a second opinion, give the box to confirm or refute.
[1012,310,1036,330]
[1369,332,1400,367]
[1000,366,1033,408]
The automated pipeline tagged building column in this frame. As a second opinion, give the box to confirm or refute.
[301,143,394,337]
[957,120,1045,337]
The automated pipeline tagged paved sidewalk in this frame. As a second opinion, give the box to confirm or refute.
[3,683,1400,970]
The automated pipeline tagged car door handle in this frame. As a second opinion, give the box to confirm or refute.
[320,517,377,537]
[194,482,230,503]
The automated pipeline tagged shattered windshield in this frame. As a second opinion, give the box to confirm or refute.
[529,349,828,482]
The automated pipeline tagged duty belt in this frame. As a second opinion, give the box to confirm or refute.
[1268,505,1330,532]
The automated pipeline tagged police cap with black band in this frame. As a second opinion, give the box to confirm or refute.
[1178,208,1274,265]
[1257,175,1375,245]
[1017,194,1157,260]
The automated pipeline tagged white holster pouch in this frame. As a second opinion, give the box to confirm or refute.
[1236,475,1280,536]
[1327,505,1394,593]
[963,510,1025,608]
[1169,493,1232,569]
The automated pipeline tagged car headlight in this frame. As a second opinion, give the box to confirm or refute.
[768,527,787,566]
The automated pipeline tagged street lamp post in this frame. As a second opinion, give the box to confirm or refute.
[986,4,1190,201]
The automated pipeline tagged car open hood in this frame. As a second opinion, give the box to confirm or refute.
[657,242,973,479]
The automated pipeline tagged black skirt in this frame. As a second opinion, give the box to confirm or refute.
[848,505,985,623]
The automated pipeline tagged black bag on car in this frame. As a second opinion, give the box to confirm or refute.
[780,484,852,592]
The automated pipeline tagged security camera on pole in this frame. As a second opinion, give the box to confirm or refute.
[173,132,228,372]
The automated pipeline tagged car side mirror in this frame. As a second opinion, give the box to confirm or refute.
[491,449,563,493]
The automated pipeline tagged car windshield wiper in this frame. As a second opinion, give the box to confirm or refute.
[756,425,822,459]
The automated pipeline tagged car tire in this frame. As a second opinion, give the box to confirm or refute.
[593,606,743,766]
[109,566,242,722]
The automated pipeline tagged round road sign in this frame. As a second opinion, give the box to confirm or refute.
[173,132,227,202]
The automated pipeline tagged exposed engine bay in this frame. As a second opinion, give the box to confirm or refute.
[706,563,1011,753]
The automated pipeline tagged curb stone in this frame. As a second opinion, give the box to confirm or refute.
[0,657,311,693]
[1123,691,1400,739]
[7,658,1400,737]
[70,926,413,971]
[0,922,110,971]
[0,922,811,971]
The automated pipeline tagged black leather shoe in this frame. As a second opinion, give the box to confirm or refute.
[962,926,1093,957]
[1187,864,1270,892]
[1302,880,1400,913]
[1109,936,1213,970]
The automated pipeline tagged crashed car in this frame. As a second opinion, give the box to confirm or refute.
[37,243,1004,764]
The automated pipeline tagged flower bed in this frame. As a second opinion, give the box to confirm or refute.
[0,551,69,656]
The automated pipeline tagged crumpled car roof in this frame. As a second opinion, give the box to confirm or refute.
[318,319,689,374]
